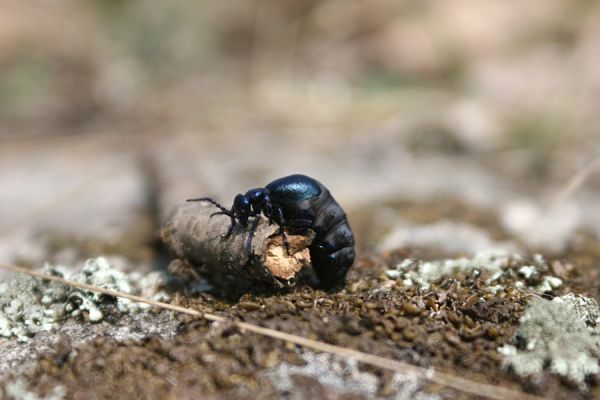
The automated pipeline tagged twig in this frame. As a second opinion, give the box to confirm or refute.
[0,262,542,400]
[162,202,314,291]
[543,156,600,216]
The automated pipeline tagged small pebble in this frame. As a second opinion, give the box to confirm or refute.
[296,301,313,309]
[239,301,261,311]
[402,326,418,340]
[402,302,422,315]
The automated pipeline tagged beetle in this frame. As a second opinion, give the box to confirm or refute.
[187,174,355,288]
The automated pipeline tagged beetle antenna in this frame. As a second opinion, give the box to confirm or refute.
[187,197,229,213]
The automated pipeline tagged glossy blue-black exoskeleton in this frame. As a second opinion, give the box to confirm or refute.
[187,174,355,288]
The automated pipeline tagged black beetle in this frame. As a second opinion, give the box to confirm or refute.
[187,174,355,288]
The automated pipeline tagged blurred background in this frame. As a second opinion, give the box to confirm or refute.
[1,0,600,276]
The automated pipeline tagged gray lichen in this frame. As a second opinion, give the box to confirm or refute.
[556,293,600,327]
[264,351,440,400]
[498,294,600,389]
[385,249,561,293]
[4,378,65,400]
[0,257,167,342]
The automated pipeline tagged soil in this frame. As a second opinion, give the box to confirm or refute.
[3,234,600,399]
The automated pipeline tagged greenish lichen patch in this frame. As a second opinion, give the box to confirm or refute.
[0,257,167,342]
[385,249,562,293]
[498,294,600,389]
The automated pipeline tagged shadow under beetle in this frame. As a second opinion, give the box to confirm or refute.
[187,174,355,288]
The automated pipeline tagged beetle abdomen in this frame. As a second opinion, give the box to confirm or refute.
[309,195,355,288]
[266,174,355,288]
[266,174,322,204]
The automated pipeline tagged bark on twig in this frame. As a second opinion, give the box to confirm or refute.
[161,202,315,291]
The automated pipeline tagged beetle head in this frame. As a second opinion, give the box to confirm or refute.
[233,194,251,226]
[246,188,269,215]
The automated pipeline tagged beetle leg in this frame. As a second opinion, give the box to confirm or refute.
[209,210,231,218]
[206,209,237,238]
[246,217,261,258]
[286,218,312,227]
[224,214,236,238]
[261,199,275,226]
[208,211,236,238]
[187,197,238,238]
[274,206,291,255]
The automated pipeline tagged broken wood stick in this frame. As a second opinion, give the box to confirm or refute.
[161,202,315,291]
